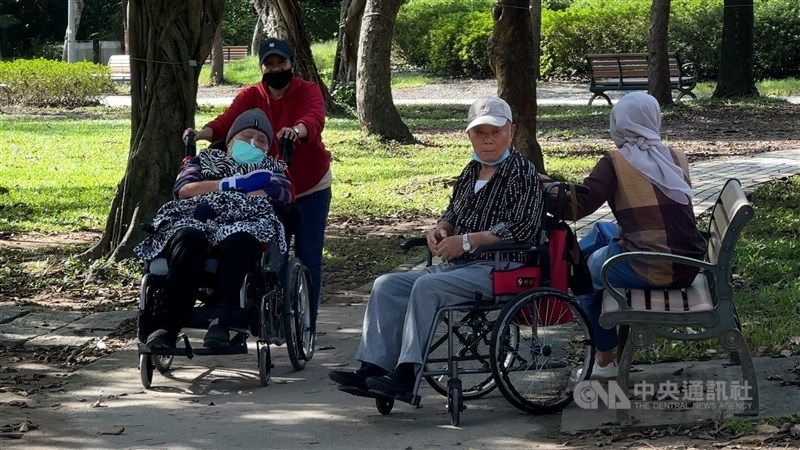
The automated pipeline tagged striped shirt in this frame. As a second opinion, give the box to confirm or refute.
[441,150,544,263]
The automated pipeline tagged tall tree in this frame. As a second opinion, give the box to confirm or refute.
[489,0,544,173]
[84,1,224,263]
[62,0,84,61]
[265,0,331,107]
[648,0,673,105]
[356,0,413,142]
[714,0,758,98]
[251,0,268,54]
[332,0,365,87]
[210,22,224,85]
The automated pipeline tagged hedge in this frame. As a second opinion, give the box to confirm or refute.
[393,0,800,80]
[0,59,116,107]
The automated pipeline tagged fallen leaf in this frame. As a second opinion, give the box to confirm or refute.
[98,426,125,435]
[779,349,793,357]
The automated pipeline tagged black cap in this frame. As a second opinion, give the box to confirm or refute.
[226,108,273,145]
[259,38,293,65]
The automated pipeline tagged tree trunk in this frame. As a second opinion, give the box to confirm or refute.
[210,23,224,85]
[251,15,264,55]
[356,0,413,143]
[123,0,129,54]
[83,0,224,264]
[62,0,85,61]
[648,0,673,105]
[714,0,758,98]
[266,0,332,109]
[489,0,544,173]
[252,0,269,54]
[332,0,365,88]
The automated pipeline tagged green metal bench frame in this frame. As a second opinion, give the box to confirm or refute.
[585,52,697,106]
[599,178,758,424]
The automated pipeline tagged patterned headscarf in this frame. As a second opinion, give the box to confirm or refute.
[610,92,693,205]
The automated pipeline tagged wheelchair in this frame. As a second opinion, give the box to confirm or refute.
[345,182,595,426]
[136,135,315,389]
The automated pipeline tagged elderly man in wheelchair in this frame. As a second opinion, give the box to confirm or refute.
[330,97,578,416]
[134,109,312,387]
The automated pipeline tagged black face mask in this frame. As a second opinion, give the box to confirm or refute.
[262,70,293,90]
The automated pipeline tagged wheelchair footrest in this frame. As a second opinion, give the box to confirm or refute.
[337,386,420,406]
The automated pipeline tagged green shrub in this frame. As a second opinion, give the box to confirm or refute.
[0,59,116,107]
[541,0,649,78]
[753,0,800,79]
[395,0,494,69]
[427,11,494,78]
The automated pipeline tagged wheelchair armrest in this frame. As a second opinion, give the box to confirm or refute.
[471,242,536,258]
[401,237,427,253]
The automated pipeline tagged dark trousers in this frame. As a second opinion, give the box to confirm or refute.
[158,228,260,330]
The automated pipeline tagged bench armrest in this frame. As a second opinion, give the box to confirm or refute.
[600,251,715,311]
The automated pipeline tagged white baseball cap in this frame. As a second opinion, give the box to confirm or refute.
[465,96,513,132]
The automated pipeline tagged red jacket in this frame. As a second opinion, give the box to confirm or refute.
[205,77,331,196]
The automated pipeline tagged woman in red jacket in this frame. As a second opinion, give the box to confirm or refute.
[184,37,331,328]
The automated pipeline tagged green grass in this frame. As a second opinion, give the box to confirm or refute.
[695,77,800,98]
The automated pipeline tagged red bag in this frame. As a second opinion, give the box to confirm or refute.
[539,225,575,326]
[492,266,541,296]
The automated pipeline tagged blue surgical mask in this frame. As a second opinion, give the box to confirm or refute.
[230,139,266,165]
[472,149,511,166]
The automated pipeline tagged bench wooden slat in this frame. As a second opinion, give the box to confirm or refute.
[205,45,249,64]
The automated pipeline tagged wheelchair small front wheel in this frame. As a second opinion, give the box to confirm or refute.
[447,378,463,427]
[139,354,154,389]
[490,289,594,414]
[375,396,394,415]
[258,344,272,386]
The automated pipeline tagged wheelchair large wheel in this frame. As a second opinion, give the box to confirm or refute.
[424,309,497,400]
[490,289,594,414]
[282,258,314,370]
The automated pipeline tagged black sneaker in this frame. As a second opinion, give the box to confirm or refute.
[145,328,177,349]
[329,363,388,390]
[203,319,230,349]
[365,363,416,397]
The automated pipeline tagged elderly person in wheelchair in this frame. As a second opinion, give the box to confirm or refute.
[135,108,292,350]
[329,96,545,398]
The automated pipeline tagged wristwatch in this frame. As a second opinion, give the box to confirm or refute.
[462,233,471,253]
[292,126,300,136]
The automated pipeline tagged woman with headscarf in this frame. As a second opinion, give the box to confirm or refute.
[566,92,706,378]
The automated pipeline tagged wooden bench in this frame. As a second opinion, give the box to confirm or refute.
[585,52,697,105]
[599,178,758,424]
[108,54,131,83]
[205,45,249,64]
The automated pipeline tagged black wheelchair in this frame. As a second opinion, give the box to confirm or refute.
[344,182,595,426]
[136,135,314,388]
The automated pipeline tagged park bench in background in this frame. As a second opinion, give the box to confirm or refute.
[599,178,758,424]
[585,52,697,105]
[205,45,249,64]
[108,54,131,83]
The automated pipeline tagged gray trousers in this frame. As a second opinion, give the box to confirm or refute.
[355,259,521,371]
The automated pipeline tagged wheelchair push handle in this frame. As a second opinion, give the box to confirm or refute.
[279,137,294,166]
[180,131,197,168]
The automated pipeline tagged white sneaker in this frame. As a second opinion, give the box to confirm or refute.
[577,361,618,379]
